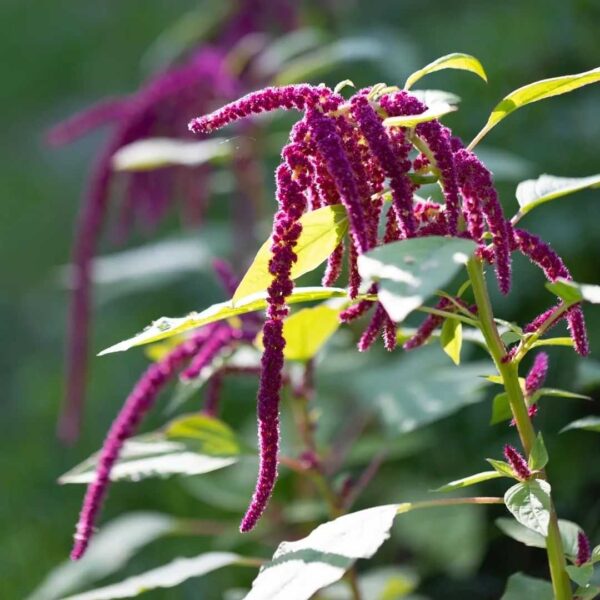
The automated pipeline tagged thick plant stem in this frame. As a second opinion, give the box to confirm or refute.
[467,258,573,600]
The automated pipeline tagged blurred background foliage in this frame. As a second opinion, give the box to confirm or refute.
[1,0,599,598]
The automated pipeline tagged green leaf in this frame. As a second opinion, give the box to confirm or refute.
[500,573,553,600]
[593,545,600,563]
[440,318,463,365]
[244,505,399,600]
[62,553,241,600]
[59,435,237,485]
[515,173,600,217]
[496,517,583,557]
[573,585,600,600]
[491,392,513,425]
[531,337,574,349]
[112,138,231,171]
[561,416,600,434]
[321,567,418,600]
[383,102,457,128]
[537,387,591,401]
[486,459,517,478]
[256,304,341,361]
[353,346,491,434]
[566,565,594,588]
[358,236,476,323]
[435,470,504,492]
[164,414,241,456]
[99,286,347,355]
[528,433,548,471]
[546,278,600,305]
[26,513,176,600]
[470,66,600,148]
[233,205,348,303]
[404,52,487,90]
[504,480,552,537]
[411,89,461,107]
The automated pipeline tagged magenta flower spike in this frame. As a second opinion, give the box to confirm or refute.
[525,352,549,396]
[503,444,531,480]
[350,94,417,239]
[358,304,387,352]
[576,531,592,566]
[70,329,212,560]
[322,242,345,287]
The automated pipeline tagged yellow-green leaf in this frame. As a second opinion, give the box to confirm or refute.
[440,318,463,365]
[233,205,348,303]
[165,414,241,456]
[469,66,600,149]
[99,286,348,355]
[404,52,487,90]
[255,304,341,361]
[383,102,457,128]
[515,173,600,218]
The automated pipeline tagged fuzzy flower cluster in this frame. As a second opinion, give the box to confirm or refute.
[51,0,297,444]
[188,82,589,533]
[504,444,532,480]
[70,260,260,559]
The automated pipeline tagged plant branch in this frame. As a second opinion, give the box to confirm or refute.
[466,258,572,600]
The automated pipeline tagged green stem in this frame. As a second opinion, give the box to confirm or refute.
[466,258,572,600]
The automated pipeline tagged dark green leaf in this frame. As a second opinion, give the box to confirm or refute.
[500,573,553,600]
[566,565,594,587]
[491,392,512,425]
[528,433,548,471]
[561,416,600,434]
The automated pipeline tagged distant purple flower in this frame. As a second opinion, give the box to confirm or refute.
[576,531,592,566]
[525,352,549,396]
[504,444,531,480]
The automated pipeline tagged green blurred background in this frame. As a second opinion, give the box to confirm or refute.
[1,0,599,598]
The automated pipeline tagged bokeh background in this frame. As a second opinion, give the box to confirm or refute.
[2,0,600,598]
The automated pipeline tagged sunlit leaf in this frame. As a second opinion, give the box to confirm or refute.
[561,416,600,434]
[26,513,176,600]
[244,505,398,600]
[354,346,491,434]
[62,553,241,600]
[435,470,504,492]
[383,102,457,128]
[256,304,341,361]
[440,318,462,365]
[59,435,237,484]
[112,138,231,171]
[165,414,242,456]
[504,480,552,536]
[322,567,418,600]
[358,236,476,323]
[486,459,516,478]
[515,173,600,217]
[233,205,348,302]
[469,66,600,148]
[99,286,348,355]
[528,433,548,471]
[411,89,461,107]
[500,573,553,600]
[404,52,487,90]
[546,278,600,305]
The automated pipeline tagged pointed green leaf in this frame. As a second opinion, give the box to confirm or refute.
[561,416,600,434]
[504,480,552,537]
[566,565,594,588]
[26,513,177,600]
[546,278,600,305]
[491,392,512,424]
[537,387,591,401]
[530,337,574,349]
[233,205,348,303]
[528,433,548,471]
[573,584,600,600]
[404,52,487,90]
[358,236,476,323]
[245,505,399,600]
[112,138,231,171]
[470,66,600,148]
[435,470,504,492]
[59,434,237,485]
[165,414,241,456]
[487,459,517,478]
[99,286,347,355]
[440,318,463,365]
[501,573,553,600]
[496,517,583,557]
[515,173,600,217]
[62,553,241,600]
[256,304,341,361]
[383,102,457,128]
